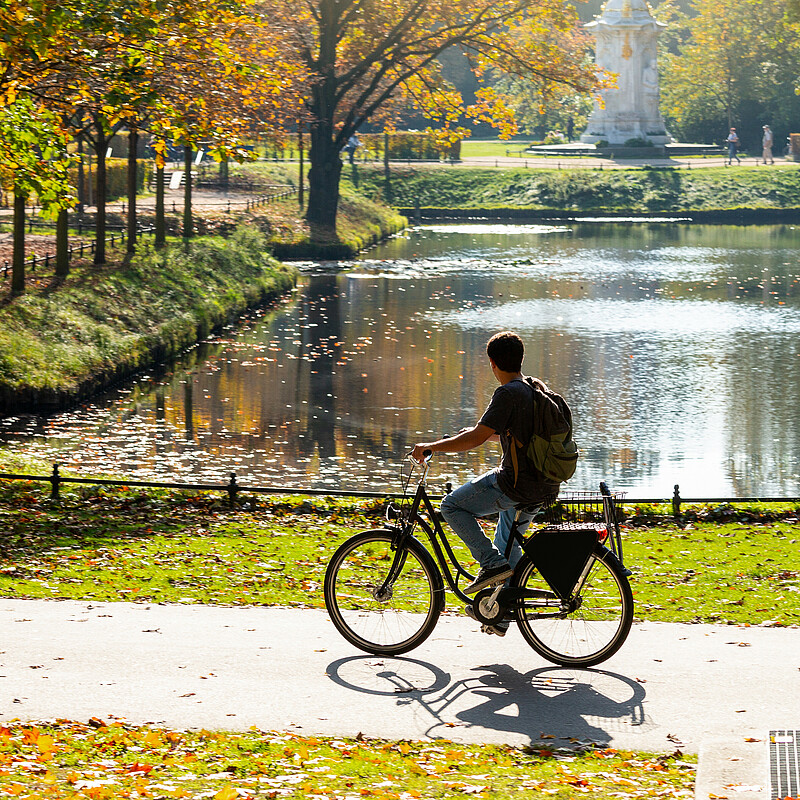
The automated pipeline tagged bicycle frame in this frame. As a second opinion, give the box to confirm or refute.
[388,472,477,606]
[383,460,628,615]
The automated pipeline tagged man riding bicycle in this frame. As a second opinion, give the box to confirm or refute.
[412,331,564,636]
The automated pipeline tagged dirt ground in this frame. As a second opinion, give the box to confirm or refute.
[0,232,60,266]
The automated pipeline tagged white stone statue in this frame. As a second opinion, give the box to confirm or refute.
[580,0,671,146]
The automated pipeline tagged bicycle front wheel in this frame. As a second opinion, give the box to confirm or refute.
[514,548,633,667]
[324,529,445,656]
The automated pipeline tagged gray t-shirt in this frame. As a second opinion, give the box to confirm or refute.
[479,377,560,504]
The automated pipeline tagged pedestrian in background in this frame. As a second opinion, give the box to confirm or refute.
[726,128,741,165]
[762,125,774,165]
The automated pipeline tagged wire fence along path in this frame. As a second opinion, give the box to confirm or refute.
[1,225,156,278]
[1,464,798,516]
[0,184,297,278]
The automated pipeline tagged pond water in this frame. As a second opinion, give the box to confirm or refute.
[3,221,800,498]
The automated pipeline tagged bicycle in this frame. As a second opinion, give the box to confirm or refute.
[323,452,633,668]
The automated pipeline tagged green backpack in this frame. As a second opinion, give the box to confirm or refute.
[508,379,579,485]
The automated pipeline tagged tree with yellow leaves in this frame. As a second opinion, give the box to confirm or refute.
[263,0,600,237]
[659,0,800,147]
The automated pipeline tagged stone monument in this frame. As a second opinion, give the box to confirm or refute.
[580,0,671,146]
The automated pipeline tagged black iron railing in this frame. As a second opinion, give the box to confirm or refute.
[1,465,798,515]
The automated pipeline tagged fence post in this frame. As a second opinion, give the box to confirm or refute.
[672,484,681,518]
[227,473,239,508]
[50,463,61,501]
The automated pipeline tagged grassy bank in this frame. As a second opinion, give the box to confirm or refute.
[0,226,297,415]
[0,719,696,800]
[353,164,800,216]
[231,162,407,259]
[0,479,798,626]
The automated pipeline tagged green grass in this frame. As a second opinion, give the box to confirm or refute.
[0,479,798,626]
[233,162,407,258]
[0,225,296,398]
[625,519,800,624]
[459,140,534,159]
[0,719,697,799]
[353,164,800,213]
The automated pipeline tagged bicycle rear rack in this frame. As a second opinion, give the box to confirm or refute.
[530,483,627,565]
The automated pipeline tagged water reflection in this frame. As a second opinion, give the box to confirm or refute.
[2,222,800,497]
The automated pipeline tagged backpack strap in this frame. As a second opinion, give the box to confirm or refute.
[505,379,538,487]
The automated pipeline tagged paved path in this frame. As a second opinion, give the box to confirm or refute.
[1,599,795,797]
[460,154,771,170]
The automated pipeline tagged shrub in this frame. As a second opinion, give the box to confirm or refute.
[69,158,151,203]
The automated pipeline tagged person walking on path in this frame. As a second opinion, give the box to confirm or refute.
[726,127,741,165]
[412,331,566,635]
[762,125,775,164]
[344,133,360,164]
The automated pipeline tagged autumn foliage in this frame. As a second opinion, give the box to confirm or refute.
[1,0,602,243]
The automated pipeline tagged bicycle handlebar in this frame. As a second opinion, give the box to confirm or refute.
[407,449,434,465]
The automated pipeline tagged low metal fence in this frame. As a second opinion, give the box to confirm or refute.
[1,225,156,278]
[0,464,798,515]
[0,183,296,278]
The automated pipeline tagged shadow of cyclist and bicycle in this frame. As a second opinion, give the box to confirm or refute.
[326,654,649,746]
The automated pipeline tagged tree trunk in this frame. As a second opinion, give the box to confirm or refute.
[219,158,229,189]
[77,138,85,215]
[383,130,392,201]
[298,124,304,210]
[305,121,342,237]
[183,143,193,242]
[93,135,108,265]
[305,9,346,238]
[55,208,69,277]
[155,163,166,248]
[11,191,26,295]
[127,126,138,254]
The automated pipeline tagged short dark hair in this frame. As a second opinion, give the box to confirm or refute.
[487,331,524,372]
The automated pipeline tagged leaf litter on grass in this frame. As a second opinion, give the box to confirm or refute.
[0,479,799,625]
[0,719,696,799]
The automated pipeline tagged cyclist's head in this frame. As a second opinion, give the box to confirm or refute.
[487,331,524,373]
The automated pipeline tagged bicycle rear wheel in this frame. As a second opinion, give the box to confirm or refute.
[514,548,633,667]
[324,529,445,656]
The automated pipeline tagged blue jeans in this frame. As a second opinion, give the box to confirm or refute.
[440,471,535,571]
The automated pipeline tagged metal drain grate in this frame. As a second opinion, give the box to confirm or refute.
[770,731,800,800]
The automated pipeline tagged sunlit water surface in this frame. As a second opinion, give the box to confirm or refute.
[3,221,800,498]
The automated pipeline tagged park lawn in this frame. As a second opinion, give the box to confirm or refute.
[459,139,535,159]
[0,720,696,800]
[351,163,800,212]
[0,480,798,626]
